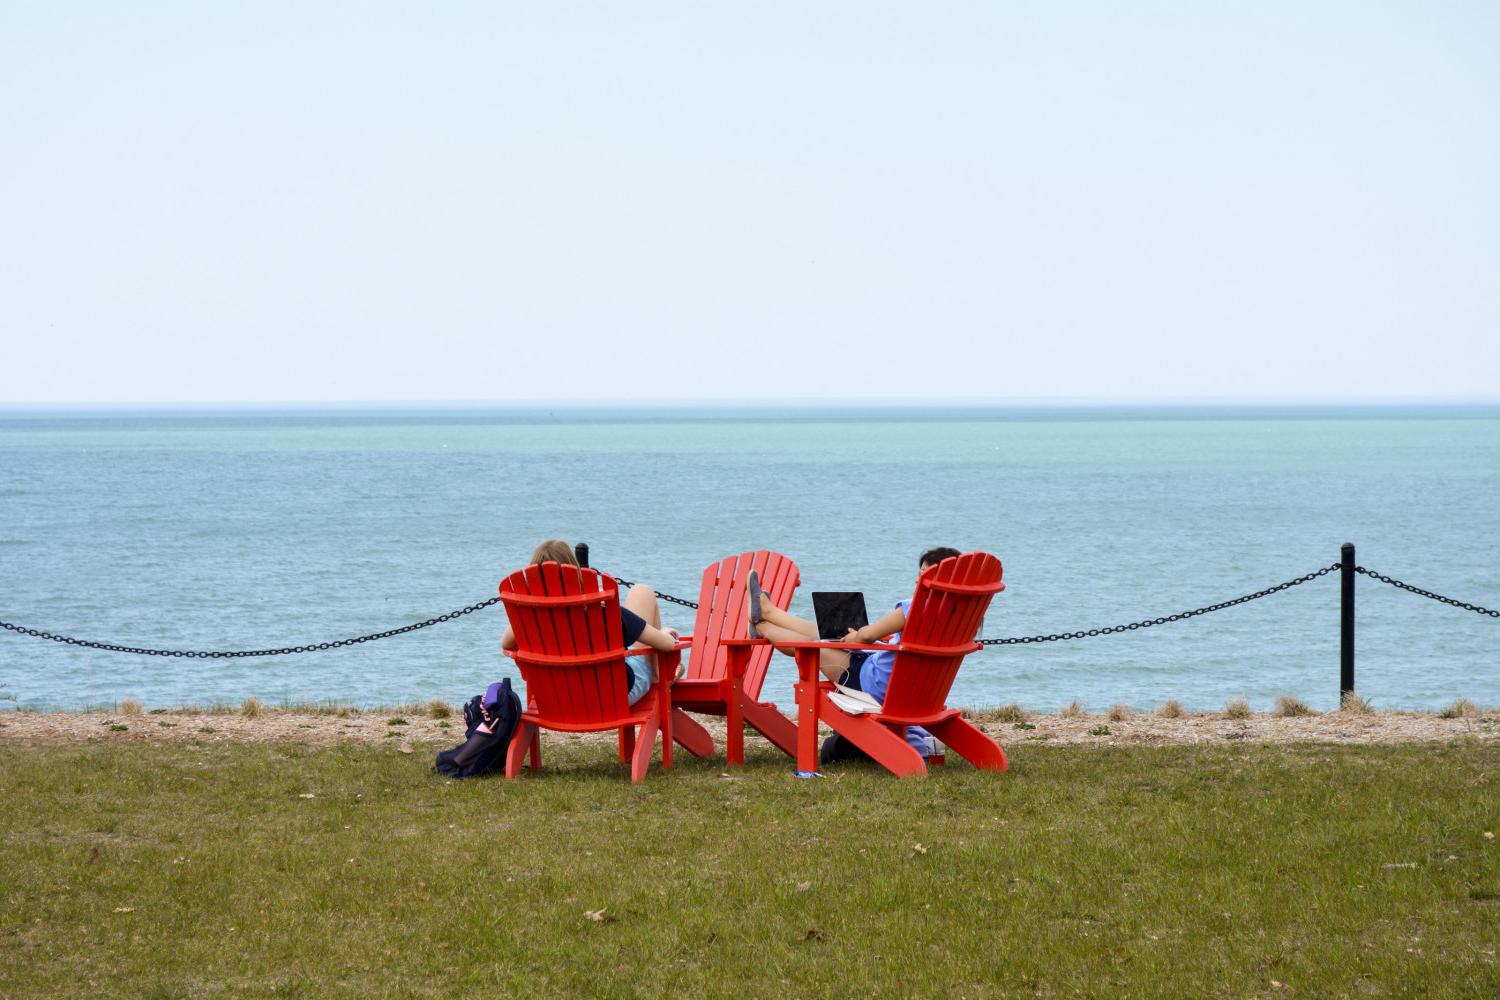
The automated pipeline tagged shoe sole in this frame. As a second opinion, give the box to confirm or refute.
[747,570,763,638]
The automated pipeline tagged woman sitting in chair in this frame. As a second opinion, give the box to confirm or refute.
[499,539,680,705]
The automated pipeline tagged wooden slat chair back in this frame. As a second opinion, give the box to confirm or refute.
[499,561,678,782]
[880,551,1005,721]
[686,551,799,694]
[672,551,801,762]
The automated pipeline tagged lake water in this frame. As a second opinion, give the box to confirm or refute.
[2,405,1497,713]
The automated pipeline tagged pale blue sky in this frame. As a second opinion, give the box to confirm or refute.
[2,2,1496,403]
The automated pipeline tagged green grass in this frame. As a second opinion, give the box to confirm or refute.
[2,740,1497,998]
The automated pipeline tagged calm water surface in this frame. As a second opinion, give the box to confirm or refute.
[2,405,1497,713]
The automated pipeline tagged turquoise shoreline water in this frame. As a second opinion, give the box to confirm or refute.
[2,405,1497,713]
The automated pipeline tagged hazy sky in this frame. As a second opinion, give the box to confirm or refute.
[2,2,1496,404]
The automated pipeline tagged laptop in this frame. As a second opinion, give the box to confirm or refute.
[811,592,870,642]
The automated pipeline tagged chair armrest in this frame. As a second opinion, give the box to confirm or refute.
[724,637,982,656]
[740,639,897,653]
[628,638,693,654]
[721,637,891,650]
[506,639,693,661]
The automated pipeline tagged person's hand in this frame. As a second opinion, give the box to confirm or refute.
[845,627,864,644]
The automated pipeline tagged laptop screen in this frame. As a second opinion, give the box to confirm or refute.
[811,592,870,641]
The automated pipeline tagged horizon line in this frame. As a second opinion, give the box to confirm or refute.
[4,395,1500,411]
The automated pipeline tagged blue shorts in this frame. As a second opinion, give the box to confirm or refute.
[838,651,871,692]
[624,654,653,706]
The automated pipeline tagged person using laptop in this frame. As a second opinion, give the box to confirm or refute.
[747,547,961,760]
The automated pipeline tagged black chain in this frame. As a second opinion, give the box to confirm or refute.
[1354,566,1500,618]
[978,563,1342,645]
[0,597,502,659]
[6,559,1495,659]
[613,578,701,609]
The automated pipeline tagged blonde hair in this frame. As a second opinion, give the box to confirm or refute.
[529,539,578,567]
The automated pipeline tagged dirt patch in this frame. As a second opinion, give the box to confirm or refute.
[1,706,1495,750]
[990,709,1500,747]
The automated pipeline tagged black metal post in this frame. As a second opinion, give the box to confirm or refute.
[1340,542,1355,702]
[574,542,589,568]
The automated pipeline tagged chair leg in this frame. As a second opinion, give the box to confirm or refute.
[528,727,542,772]
[657,653,678,771]
[929,716,1008,773]
[506,722,536,779]
[726,686,745,766]
[823,707,927,778]
[630,714,660,783]
[661,697,672,771]
[725,645,750,766]
[671,709,715,757]
[793,651,822,774]
[619,726,636,763]
[741,699,798,758]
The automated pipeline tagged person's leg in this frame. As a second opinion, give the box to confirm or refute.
[756,600,815,639]
[623,584,665,684]
[623,584,662,629]
[754,598,851,683]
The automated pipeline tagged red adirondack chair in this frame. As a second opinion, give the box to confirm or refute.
[771,551,1007,778]
[672,551,801,764]
[498,562,686,783]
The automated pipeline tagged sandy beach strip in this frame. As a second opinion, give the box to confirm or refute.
[1,705,1495,750]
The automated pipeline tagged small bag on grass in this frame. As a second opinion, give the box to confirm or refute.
[434,679,521,778]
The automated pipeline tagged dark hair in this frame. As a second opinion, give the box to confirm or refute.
[919,547,961,568]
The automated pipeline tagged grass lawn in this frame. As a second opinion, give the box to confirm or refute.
[2,738,1496,998]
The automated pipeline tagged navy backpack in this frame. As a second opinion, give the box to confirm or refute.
[434,678,522,779]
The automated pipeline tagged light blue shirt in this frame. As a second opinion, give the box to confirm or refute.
[857,598,909,702]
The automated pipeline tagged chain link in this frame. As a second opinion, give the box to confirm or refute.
[1354,566,1500,618]
[0,597,502,659]
[978,563,1342,645]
